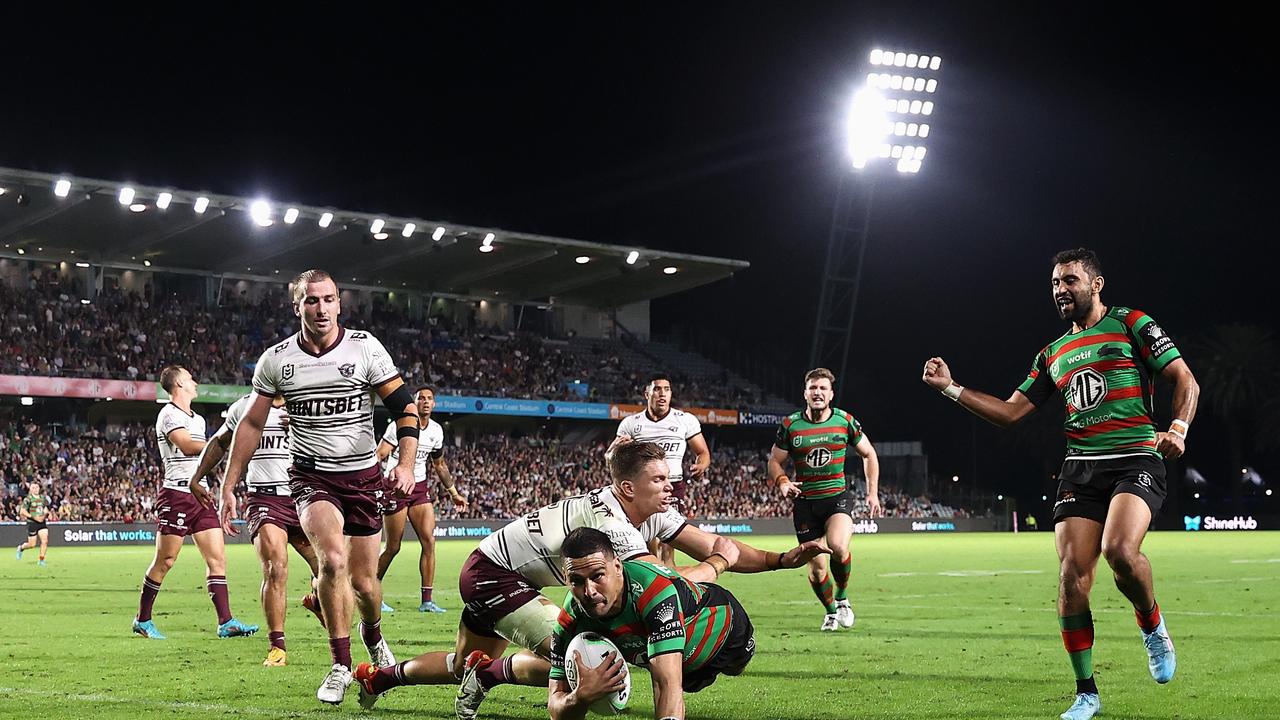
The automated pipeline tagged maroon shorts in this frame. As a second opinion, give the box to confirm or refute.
[288,463,384,537]
[155,487,221,537]
[245,490,306,542]
[671,479,690,514]
[380,480,433,516]
[459,549,540,639]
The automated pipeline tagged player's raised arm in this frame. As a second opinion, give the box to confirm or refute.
[921,356,1038,428]
[375,377,420,496]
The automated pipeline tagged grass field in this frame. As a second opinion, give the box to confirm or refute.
[1,532,1276,719]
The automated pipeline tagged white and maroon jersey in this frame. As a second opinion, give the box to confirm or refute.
[155,403,207,492]
[218,394,291,493]
[251,327,400,473]
[615,408,703,483]
[478,486,687,589]
[381,417,444,483]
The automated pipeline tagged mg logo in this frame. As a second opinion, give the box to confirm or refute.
[1068,367,1107,412]
[1184,515,1202,531]
[805,447,832,467]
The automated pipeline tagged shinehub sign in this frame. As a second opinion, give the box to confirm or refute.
[1182,515,1263,531]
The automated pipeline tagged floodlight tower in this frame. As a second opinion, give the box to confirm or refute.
[809,48,941,402]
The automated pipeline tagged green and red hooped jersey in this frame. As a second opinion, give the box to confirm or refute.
[773,408,864,500]
[549,560,736,678]
[1017,306,1181,459]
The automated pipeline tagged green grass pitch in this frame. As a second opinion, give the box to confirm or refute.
[1,532,1276,719]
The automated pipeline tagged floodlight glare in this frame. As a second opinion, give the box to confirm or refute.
[575,256,590,264]
[930,56,941,70]
[20,397,33,406]
[663,266,678,275]
[894,52,906,66]
[54,179,72,198]
[919,124,930,138]
[907,123,919,137]
[891,145,903,158]
[846,87,890,169]
[143,259,152,267]
[432,226,446,241]
[914,78,926,92]
[156,192,172,209]
[922,101,934,115]
[319,212,333,228]
[118,187,135,205]
[194,196,210,213]
[283,207,300,224]
[890,75,903,89]
[917,55,931,68]
[894,121,907,136]
[915,146,928,160]
[402,223,416,238]
[75,262,90,268]
[373,232,389,240]
[879,143,892,157]
[250,200,273,227]
[897,99,909,113]
[926,79,938,93]
[129,203,147,213]
[869,49,884,65]
[910,100,923,114]
[482,232,495,246]
[906,53,918,67]
[626,250,639,265]
[370,218,385,234]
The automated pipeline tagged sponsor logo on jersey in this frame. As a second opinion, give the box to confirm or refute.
[654,603,675,624]
[339,363,356,378]
[805,447,832,467]
[1068,367,1107,412]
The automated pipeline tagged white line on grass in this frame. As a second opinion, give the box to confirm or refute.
[775,601,1273,619]
[879,570,1045,577]
[1229,558,1280,564]
[0,687,322,718]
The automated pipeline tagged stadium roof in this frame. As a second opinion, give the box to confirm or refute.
[0,166,748,308]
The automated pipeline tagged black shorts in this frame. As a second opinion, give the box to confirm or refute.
[1053,454,1167,525]
[792,491,854,543]
[26,520,48,536]
[682,585,755,693]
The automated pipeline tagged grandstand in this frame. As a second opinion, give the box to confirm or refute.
[1,165,988,528]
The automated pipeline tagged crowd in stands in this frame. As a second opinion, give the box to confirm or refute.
[1,420,970,524]
[0,270,761,408]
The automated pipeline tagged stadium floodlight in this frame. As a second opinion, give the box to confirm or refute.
[846,87,889,169]
[54,179,72,198]
[118,187,135,205]
[869,48,884,65]
[194,196,210,213]
[575,255,590,264]
[319,212,334,228]
[432,226,446,241]
[479,232,496,253]
[402,223,416,238]
[930,56,941,70]
[626,250,639,265]
[20,397,33,406]
[16,248,24,255]
[143,259,152,267]
[75,262,90,268]
[370,218,385,234]
[155,192,172,210]
[129,203,147,213]
[250,200,273,227]
[663,266,678,275]
[373,232,389,240]
[926,78,937,93]
[894,52,906,66]
[80,298,90,305]
[283,207,300,224]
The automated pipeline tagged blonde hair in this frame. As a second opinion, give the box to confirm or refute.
[291,269,335,304]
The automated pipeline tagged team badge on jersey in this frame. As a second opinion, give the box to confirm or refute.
[793,437,802,448]
[339,363,355,378]
[282,363,294,381]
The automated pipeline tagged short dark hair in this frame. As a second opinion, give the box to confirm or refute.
[159,365,186,393]
[805,367,835,386]
[646,374,672,389]
[1052,248,1102,279]
[608,441,667,484]
[562,527,616,560]
[415,385,436,397]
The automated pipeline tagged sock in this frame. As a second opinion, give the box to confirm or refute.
[832,553,852,601]
[809,573,837,614]
[1135,601,1162,633]
[475,655,514,690]
[137,576,162,622]
[329,636,352,669]
[1060,612,1095,692]
[360,620,383,649]
[421,586,433,603]
[269,631,286,651]
[370,662,410,693]
[206,575,232,625]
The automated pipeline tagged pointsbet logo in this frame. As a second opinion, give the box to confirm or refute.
[1184,515,1260,531]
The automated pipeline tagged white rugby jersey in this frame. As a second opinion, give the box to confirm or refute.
[615,408,703,483]
[252,327,400,473]
[478,486,687,589]
[219,394,291,492]
[381,417,444,483]
[155,403,207,492]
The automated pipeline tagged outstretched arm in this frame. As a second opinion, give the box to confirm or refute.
[922,356,1037,428]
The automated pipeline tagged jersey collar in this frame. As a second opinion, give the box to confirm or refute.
[296,326,346,358]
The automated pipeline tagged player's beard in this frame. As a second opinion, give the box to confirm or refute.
[1056,291,1093,323]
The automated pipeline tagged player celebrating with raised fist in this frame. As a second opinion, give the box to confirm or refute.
[922,248,1199,720]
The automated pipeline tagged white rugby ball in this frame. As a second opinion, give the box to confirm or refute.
[564,632,631,715]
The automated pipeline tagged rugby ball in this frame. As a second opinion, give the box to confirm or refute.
[564,632,631,715]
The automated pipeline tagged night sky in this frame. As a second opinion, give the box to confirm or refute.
[4,5,1274,507]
